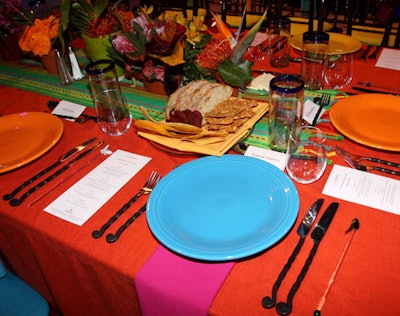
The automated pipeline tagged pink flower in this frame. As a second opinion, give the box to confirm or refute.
[111,34,136,54]
[142,59,166,82]
[153,65,165,80]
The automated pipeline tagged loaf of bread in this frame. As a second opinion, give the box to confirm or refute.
[166,80,233,127]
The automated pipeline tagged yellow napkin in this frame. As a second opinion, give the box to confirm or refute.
[138,101,269,156]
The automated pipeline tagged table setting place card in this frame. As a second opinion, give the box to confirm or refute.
[245,146,288,171]
[323,165,400,215]
[375,48,400,71]
[51,100,85,119]
[44,150,151,226]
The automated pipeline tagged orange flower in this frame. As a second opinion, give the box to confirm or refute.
[19,15,60,56]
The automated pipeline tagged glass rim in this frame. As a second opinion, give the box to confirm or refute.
[303,31,330,43]
[85,59,115,75]
[270,75,304,94]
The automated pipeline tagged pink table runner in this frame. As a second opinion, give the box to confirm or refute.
[135,246,235,315]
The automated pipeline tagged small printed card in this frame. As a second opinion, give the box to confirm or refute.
[44,150,151,226]
[245,145,288,171]
[323,165,400,215]
[51,100,85,118]
[303,99,326,124]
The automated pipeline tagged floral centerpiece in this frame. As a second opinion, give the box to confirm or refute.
[18,15,61,57]
[108,6,267,93]
[60,0,133,71]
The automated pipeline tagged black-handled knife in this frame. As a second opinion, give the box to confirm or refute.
[351,86,400,96]
[9,140,103,206]
[105,203,147,243]
[275,202,339,315]
[262,199,324,309]
[3,138,97,201]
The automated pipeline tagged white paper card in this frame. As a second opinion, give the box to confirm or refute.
[245,145,288,171]
[302,99,326,124]
[44,150,151,226]
[375,48,400,71]
[52,100,85,118]
[323,165,400,215]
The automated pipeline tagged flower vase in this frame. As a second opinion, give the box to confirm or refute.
[143,79,167,96]
[0,34,22,61]
[133,72,167,96]
[40,49,58,73]
[82,34,124,78]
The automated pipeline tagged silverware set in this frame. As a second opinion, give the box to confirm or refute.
[3,138,102,206]
[358,45,373,60]
[262,200,339,315]
[335,146,400,176]
[92,171,162,242]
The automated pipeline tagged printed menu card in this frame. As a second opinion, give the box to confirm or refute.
[45,150,151,226]
[323,165,400,215]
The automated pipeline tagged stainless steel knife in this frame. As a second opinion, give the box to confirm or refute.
[3,137,97,201]
[276,202,339,315]
[262,199,324,309]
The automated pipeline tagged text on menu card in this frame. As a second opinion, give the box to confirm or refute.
[44,150,151,226]
[323,165,400,215]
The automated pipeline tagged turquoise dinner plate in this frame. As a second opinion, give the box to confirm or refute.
[147,155,299,261]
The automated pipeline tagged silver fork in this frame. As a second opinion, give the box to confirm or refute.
[335,145,400,168]
[92,171,162,238]
[345,156,400,176]
[312,93,330,126]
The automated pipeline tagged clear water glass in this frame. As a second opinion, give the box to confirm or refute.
[86,60,132,136]
[324,53,354,89]
[286,126,327,184]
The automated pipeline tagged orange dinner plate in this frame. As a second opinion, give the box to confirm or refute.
[330,94,400,151]
[0,112,64,173]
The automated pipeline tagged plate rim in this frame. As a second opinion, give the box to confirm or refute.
[330,94,400,151]
[0,112,64,173]
[147,155,299,261]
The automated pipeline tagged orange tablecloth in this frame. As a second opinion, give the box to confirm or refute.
[1,49,400,315]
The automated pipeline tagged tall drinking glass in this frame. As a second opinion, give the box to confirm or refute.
[86,60,132,136]
[301,31,329,90]
[269,75,304,152]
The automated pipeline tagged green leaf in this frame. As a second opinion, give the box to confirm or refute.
[230,10,267,65]
[217,59,254,87]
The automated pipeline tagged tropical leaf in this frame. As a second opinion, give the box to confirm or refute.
[230,10,267,65]
[217,59,254,87]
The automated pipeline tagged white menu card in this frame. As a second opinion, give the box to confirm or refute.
[323,165,400,215]
[44,150,151,226]
[375,48,400,71]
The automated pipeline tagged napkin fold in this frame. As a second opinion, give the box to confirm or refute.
[138,102,269,156]
[135,246,235,316]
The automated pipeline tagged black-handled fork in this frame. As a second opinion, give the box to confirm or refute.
[92,171,161,238]
[106,203,147,243]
